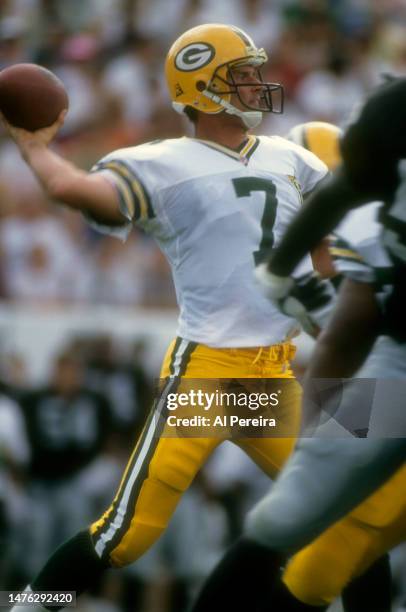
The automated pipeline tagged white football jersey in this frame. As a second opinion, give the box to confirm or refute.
[91,135,327,347]
[332,202,392,283]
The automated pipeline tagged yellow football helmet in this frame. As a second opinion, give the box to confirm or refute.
[286,121,342,171]
[165,23,284,129]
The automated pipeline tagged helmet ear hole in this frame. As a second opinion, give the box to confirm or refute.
[196,80,206,92]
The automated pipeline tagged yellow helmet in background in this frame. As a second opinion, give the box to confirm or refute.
[165,23,284,129]
[286,121,342,170]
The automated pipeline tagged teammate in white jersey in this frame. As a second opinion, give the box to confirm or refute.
[3,24,379,612]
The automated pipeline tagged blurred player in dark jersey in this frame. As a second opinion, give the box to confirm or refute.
[262,76,406,316]
[190,119,406,612]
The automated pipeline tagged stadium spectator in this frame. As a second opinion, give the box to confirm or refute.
[11,352,120,583]
[0,177,82,305]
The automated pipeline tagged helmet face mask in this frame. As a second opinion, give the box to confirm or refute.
[209,61,284,114]
[166,24,284,128]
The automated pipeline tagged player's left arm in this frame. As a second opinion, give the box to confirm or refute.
[254,169,369,337]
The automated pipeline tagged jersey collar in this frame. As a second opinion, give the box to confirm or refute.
[188,135,259,164]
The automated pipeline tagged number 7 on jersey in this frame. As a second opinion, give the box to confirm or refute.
[232,177,278,265]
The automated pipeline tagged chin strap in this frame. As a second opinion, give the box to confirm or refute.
[202,90,263,128]
[172,101,188,116]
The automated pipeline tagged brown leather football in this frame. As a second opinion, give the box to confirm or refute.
[0,63,68,131]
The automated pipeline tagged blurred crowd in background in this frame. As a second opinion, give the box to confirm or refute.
[0,1,406,610]
[0,0,406,310]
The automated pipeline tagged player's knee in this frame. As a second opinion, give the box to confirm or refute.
[149,463,192,493]
[149,445,204,493]
[93,476,184,568]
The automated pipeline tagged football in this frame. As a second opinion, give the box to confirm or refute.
[0,63,68,131]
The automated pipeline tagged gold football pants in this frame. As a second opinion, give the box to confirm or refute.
[283,463,406,606]
[90,337,405,606]
[90,338,300,566]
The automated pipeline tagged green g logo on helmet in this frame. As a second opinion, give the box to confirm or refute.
[175,43,215,72]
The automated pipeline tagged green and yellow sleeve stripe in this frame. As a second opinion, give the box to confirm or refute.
[92,159,154,223]
[329,246,365,264]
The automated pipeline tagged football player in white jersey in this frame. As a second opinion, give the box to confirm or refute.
[3,25,381,612]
